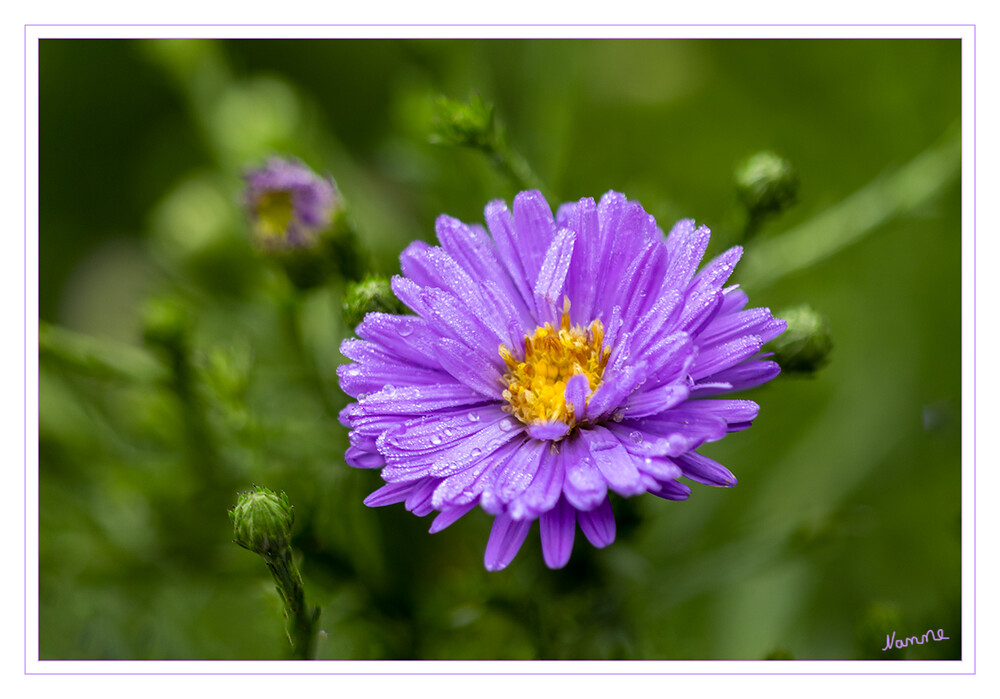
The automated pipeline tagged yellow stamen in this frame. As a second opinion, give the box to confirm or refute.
[499,299,609,428]
[254,190,295,240]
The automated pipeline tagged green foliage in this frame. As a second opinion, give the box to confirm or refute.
[38,38,961,661]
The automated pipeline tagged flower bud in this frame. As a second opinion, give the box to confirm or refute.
[735,150,799,219]
[230,485,294,557]
[768,304,833,374]
[243,156,341,252]
[429,94,496,150]
[342,274,408,330]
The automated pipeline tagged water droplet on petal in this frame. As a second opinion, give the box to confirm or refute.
[499,418,516,432]
[629,430,643,444]
[397,321,413,337]
[470,447,482,458]
[467,412,481,423]
[431,434,443,446]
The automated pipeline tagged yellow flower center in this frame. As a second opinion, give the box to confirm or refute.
[254,190,295,240]
[499,300,610,427]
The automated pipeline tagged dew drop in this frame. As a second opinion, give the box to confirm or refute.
[629,430,643,444]
[431,434,443,446]
[397,321,414,337]
[467,412,481,423]
[470,447,482,458]
[444,428,453,437]
[499,418,516,432]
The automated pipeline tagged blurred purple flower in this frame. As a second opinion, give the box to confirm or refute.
[243,156,339,249]
[338,190,785,571]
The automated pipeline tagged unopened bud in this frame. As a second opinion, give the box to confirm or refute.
[768,304,833,374]
[342,274,408,330]
[735,151,799,220]
[429,94,496,150]
[230,485,294,557]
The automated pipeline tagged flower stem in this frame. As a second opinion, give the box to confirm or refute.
[487,136,547,195]
[264,548,319,660]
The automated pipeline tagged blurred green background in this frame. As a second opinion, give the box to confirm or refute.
[38,39,962,660]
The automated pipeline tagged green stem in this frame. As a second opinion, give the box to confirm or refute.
[739,121,960,290]
[486,136,546,194]
[264,548,319,660]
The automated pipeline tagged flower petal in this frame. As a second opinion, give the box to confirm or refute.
[345,445,384,469]
[431,436,526,509]
[429,501,478,533]
[364,479,431,507]
[675,450,738,486]
[690,335,764,381]
[484,199,535,313]
[578,498,616,548]
[435,215,534,319]
[357,383,490,417]
[533,228,576,322]
[649,479,693,501]
[526,420,571,441]
[539,497,576,569]
[507,441,566,519]
[582,426,645,497]
[484,513,533,571]
[664,220,711,289]
[355,313,447,370]
[693,358,782,395]
[562,197,601,323]
[434,337,505,397]
[562,432,608,511]
[512,189,557,290]
[564,372,591,420]
[494,439,547,508]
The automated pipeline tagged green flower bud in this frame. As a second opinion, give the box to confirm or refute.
[429,93,496,150]
[735,151,799,219]
[230,485,294,557]
[769,304,833,374]
[342,274,408,330]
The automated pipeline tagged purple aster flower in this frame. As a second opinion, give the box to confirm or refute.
[338,190,785,571]
[243,156,340,250]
